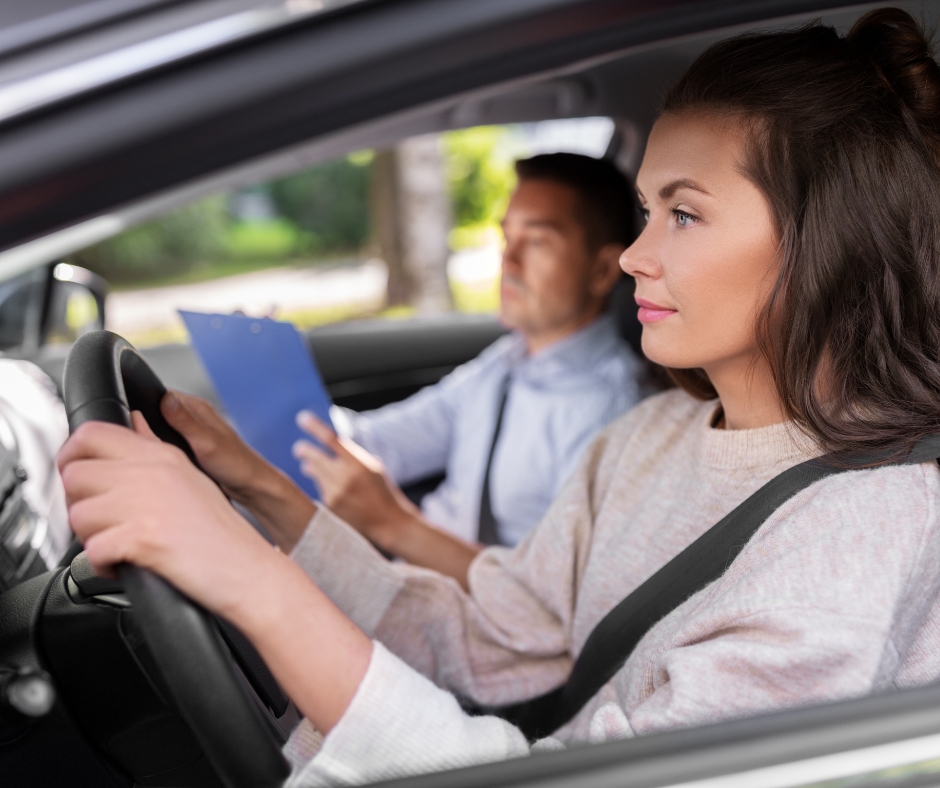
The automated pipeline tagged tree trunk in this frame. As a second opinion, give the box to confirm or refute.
[370,136,453,311]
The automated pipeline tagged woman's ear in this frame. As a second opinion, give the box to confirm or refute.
[590,242,627,299]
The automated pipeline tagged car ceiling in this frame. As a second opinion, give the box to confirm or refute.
[0,0,936,276]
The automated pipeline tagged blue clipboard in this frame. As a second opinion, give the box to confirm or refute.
[179,310,332,499]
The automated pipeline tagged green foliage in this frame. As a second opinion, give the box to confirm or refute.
[222,219,309,260]
[70,196,230,285]
[68,132,513,290]
[68,153,374,287]
[443,126,516,233]
[268,155,372,253]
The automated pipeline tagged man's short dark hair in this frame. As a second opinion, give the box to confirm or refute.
[514,152,637,250]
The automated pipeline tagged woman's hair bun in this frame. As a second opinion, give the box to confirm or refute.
[848,8,940,137]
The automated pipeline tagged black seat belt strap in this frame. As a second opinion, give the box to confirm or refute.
[496,434,940,740]
[478,375,511,546]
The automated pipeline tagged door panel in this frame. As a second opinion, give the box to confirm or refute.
[305,314,506,411]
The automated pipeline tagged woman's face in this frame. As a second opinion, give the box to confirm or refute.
[621,112,780,377]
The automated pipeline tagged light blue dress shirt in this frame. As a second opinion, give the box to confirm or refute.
[341,313,644,545]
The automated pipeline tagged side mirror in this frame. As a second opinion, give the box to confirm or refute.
[0,262,108,356]
[41,263,108,348]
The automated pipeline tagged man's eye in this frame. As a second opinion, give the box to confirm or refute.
[670,208,697,227]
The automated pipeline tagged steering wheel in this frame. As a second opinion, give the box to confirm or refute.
[62,330,290,788]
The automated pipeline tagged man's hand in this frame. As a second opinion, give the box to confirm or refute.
[294,412,482,589]
[292,412,418,552]
[161,391,316,551]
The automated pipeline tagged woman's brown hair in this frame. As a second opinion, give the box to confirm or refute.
[662,8,940,457]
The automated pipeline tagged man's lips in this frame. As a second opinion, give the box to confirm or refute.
[635,297,677,323]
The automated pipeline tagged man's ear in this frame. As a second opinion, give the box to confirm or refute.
[590,243,627,298]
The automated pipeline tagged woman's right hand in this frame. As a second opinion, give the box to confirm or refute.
[160,390,268,503]
[161,390,316,551]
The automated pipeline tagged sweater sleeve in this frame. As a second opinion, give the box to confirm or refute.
[284,642,642,787]
[285,642,533,787]
[290,423,621,706]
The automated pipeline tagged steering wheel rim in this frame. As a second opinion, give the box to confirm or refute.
[62,330,290,788]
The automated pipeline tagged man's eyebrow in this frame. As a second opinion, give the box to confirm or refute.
[501,218,564,231]
[658,178,712,200]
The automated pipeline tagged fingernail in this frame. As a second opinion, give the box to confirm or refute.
[164,392,179,412]
[296,410,313,428]
[292,440,306,458]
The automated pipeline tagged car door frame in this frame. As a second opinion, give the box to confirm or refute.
[2,0,940,786]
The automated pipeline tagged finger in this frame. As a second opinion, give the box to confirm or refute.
[67,489,129,542]
[57,421,146,470]
[161,390,205,437]
[60,459,130,505]
[291,438,333,463]
[82,522,150,578]
[174,392,234,439]
[338,437,385,472]
[178,392,224,423]
[298,461,345,494]
[295,412,346,456]
[293,443,340,483]
[131,411,160,442]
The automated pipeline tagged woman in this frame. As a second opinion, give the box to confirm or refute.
[58,8,940,785]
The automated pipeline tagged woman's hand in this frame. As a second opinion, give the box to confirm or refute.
[161,391,316,551]
[58,413,280,623]
[58,413,372,733]
[160,390,265,503]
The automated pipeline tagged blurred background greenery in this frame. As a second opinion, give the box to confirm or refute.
[68,127,515,291]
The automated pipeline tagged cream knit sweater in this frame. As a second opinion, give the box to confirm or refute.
[283,389,940,786]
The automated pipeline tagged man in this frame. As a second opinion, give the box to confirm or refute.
[290,152,645,586]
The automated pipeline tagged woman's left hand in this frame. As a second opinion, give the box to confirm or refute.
[57,413,281,627]
[58,412,374,734]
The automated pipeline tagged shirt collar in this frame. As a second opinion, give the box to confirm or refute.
[504,313,625,383]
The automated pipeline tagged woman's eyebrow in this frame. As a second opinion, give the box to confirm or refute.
[659,178,712,200]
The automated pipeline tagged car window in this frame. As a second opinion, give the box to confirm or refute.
[0,270,40,351]
[60,118,614,349]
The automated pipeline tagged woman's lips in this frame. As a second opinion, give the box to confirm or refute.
[635,297,677,323]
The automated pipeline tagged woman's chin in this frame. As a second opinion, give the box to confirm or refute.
[640,333,697,370]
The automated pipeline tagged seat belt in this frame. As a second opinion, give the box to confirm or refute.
[495,434,940,740]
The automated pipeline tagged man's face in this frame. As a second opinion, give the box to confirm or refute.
[499,179,609,349]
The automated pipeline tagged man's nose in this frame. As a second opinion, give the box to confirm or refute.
[502,241,522,274]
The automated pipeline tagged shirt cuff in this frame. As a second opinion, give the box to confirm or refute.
[287,642,532,787]
[329,405,357,440]
[290,507,405,636]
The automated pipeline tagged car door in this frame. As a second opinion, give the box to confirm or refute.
[2,2,940,788]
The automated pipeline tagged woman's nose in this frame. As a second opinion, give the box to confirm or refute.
[620,228,660,280]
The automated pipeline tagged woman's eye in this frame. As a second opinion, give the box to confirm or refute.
[637,207,650,225]
[670,208,697,227]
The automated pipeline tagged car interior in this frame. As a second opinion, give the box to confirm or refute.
[4,1,940,787]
